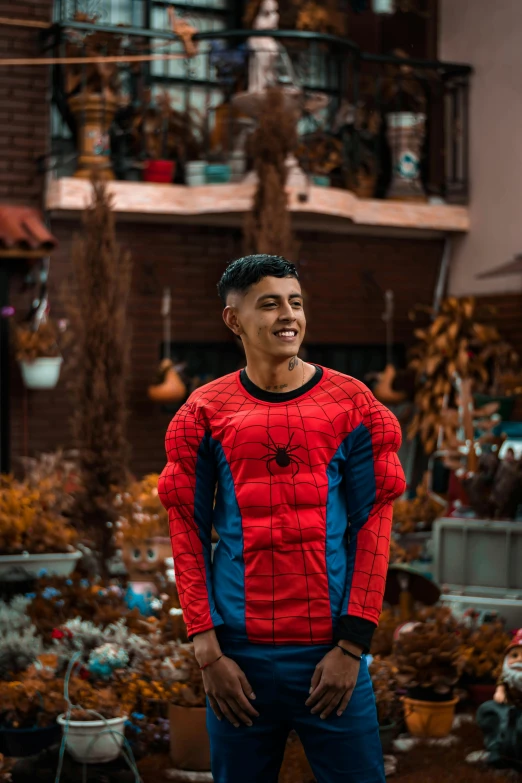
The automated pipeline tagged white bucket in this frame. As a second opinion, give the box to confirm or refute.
[19,356,63,389]
[0,551,82,580]
[57,715,127,764]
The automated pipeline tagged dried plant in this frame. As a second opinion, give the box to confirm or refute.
[369,657,401,725]
[294,1,346,35]
[64,14,124,100]
[457,619,512,684]
[392,474,446,534]
[66,180,132,573]
[0,662,65,727]
[130,89,203,161]
[296,133,343,176]
[408,297,520,454]
[0,475,78,556]
[0,626,43,681]
[393,606,464,696]
[243,88,298,260]
[113,473,168,545]
[13,318,61,362]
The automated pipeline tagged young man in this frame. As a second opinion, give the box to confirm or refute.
[158,254,406,783]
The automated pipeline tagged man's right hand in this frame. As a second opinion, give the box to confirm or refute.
[202,655,259,728]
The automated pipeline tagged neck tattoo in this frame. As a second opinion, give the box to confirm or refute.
[264,357,306,393]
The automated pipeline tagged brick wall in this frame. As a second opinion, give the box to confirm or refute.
[9,219,445,477]
[0,2,53,205]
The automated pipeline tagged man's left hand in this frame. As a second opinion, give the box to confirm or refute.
[305,644,361,719]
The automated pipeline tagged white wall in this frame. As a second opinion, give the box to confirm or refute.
[440,0,522,295]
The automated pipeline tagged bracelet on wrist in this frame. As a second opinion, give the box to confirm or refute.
[199,654,223,671]
[336,644,363,663]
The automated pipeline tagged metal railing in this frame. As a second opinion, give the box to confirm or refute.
[44,12,472,202]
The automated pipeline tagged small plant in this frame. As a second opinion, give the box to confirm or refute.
[369,657,401,726]
[457,618,512,684]
[114,474,168,545]
[13,319,61,362]
[393,606,464,697]
[408,296,520,454]
[0,660,65,728]
[392,475,446,534]
[0,475,78,556]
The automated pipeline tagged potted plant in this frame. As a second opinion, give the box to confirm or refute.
[64,13,128,179]
[457,615,512,706]
[393,606,463,738]
[0,657,64,757]
[369,657,402,753]
[0,475,80,579]
[13,317,64,390]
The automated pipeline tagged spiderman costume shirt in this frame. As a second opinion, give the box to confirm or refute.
[158,364,406,652]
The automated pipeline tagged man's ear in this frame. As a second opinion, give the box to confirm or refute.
[223,305,242,336]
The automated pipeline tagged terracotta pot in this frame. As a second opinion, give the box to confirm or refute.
[68,93,118,180]
[468,683,496,707]
[169,704,210,771]
[402,696,458,738]
[143,159,175,183]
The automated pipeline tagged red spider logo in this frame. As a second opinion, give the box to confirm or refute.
[262,432,304,477]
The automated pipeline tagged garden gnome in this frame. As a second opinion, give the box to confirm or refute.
[471,629,522,771]
[122,536,172,616]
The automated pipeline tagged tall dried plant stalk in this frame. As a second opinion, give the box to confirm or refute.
[243,88,298,260]
[66,180,132,571]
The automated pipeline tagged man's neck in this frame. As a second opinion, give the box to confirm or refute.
[244,355,313,393]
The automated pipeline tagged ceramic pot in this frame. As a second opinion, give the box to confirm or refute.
[0,551,82,580]
[386,112,426,201]
[185,161,207,187]
[68,93,118,180]
[402,695,458,738]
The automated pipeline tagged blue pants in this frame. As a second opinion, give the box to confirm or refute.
[206,640,385,783]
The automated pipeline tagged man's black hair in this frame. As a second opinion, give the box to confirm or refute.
[217,254,299,305]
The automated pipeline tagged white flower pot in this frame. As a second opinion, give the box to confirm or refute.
[57,715,127,764]
[0,551,82,580]
[19,357,63,389]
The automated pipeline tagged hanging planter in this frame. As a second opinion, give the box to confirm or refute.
[19,356,63,390]
[0,551,82,581]
[57,714,127,764]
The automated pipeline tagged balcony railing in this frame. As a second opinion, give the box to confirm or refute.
[44,10,472,204]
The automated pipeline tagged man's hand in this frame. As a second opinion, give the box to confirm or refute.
[203,655,259,728]
[193,629,259,728]
[305,644,361,719]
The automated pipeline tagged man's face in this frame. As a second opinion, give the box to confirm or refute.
[224,275,306,361]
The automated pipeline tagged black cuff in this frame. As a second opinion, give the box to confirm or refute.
[334,616,376,654]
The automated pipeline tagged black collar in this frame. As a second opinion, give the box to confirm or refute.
[240,365,323,403]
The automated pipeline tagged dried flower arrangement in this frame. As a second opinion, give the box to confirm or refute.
[0,625,43,681]
[243,88,298,260]
[0,475,78,556]
[408,297,520,454]
[369,657,401,726]
[0,660,65,728]
[457,618,512,685]
[66,180,132,573]
[296,134,343,176]
[392,475,446,534]
[393,606,464,698]
[13,319,61,362]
